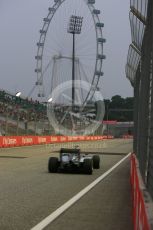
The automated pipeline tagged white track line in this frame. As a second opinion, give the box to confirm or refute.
[31,152,131,230]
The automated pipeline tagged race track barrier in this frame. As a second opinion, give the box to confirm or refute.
[123,135,133,139]
[0,135,114,148]
[131,154,153,230]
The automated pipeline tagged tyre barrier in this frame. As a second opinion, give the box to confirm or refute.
[130,154,153,230]
[0,135,114,148]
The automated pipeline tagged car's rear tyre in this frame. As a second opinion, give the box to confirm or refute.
[84,159,93,175]
[93,155,100,169]
[48,157,59,173]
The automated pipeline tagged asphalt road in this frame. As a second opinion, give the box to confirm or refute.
[0,139,133,230]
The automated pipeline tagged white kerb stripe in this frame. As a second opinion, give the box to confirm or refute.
[31,152,131,230]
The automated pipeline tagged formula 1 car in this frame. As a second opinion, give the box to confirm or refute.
[48,147,100,174]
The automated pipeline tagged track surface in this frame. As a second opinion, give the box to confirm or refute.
[0,139,133,230]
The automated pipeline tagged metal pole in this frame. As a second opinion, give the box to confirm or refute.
[72,32,75,108]
[34,117,37,136]
[5,110,8,136]
[16,112,19,135]
[107,105,109,138]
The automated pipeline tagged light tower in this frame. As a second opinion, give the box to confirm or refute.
[67,15,83,109]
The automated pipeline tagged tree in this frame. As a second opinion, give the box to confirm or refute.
[103,95,134,121]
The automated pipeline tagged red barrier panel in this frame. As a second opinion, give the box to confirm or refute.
[0,135,114,148]
[0,136,2,147]
[1,136,18,148]
[131,154,150,230]
[21,136,34,146]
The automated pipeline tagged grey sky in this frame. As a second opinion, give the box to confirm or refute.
[0,0,133,99]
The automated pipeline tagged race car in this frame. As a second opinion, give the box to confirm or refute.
[48,147,100,174]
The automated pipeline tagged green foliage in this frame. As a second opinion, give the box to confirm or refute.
[104,95,134,121]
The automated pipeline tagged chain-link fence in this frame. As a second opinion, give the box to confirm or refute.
[126,0,153,198]
[0,117,55,136]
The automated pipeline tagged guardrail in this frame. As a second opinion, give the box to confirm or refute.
[130,154,153,230]
[0,135,114,148]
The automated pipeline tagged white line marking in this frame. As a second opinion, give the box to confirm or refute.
[31,152,131,230]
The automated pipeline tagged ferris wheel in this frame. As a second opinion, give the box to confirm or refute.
[35,0,106,100]
[35,0,106,135]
